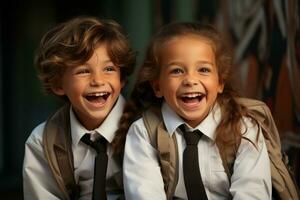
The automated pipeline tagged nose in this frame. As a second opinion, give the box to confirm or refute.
[182,73,199,86]
[90,72,105,86]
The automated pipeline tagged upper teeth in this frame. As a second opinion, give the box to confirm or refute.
[87,92,109,97]
[181,93,202,98]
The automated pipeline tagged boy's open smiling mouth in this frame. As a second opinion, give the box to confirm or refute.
[85,92,111,104]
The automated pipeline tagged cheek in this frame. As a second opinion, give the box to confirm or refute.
[208,76,222,90]
[111,73,122,84]
[109,79,123,94]
[161,81,178,99]
[113,78,123,88]
[208,84,222,101]
[166,79,179,91]
[64,81,84,96]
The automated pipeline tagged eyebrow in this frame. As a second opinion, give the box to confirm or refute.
[197,61,214,66]
[165,61,182,67]
[102,59,114,64]
[166,60,214,67]
[85,59,115,66]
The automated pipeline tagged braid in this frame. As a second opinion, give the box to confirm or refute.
[216,85,258,150]
[111,88,144,154]
[216,88,243,147]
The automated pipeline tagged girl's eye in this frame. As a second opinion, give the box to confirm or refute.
[198,67,211,73]
[170,68,184,75]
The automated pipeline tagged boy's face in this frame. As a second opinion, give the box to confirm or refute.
[152,34,224,127]
[53,43,123,130]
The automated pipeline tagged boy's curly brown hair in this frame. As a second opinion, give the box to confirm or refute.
[35,16,135,98]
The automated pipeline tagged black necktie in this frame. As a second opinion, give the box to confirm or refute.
[180,125,208,200]
[81,133,108,200]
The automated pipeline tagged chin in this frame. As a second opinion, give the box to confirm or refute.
[183,113,207,124]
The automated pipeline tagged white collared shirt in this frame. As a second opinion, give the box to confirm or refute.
[123,101,272,200]
[23,95,125,200]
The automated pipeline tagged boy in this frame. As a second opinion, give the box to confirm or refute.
[23,16,135,200]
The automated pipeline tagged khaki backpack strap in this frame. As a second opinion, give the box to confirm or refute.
[239,98,299,199]
[216,140,237,183]
[256,104,299,199]
[217,98,263,182]
[157,123,179,200]
[216,127,239,200]
[142,108,160,148]
[43,104,79,200]
[217,98,273,198]
[142,109,179,200]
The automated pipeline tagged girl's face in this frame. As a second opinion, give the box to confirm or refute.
[52,43,123,130]
[152,34,224,127]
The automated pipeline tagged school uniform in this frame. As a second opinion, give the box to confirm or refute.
[23,95,125,200]
[123,101,272,200]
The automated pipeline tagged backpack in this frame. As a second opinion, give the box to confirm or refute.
[142,97,299,200]
[42,104,124,200]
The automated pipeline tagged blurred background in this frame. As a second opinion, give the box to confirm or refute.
[0,0,299,199]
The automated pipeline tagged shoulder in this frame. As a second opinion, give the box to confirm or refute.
[126,118,150,140]
[240,116,265,150]
[237,97,266,108]
[241,116,259,136]
[238,97,271,121]
[25,122,47,156]
[26,122,46,147]
[128,118,147,133]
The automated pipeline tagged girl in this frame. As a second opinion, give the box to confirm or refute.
[115,22,271,199]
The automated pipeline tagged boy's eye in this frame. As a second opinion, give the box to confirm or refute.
[104,66,117,72]
[170,67,184,75]
[75,68,90,74]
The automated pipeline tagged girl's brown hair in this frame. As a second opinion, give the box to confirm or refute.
[113,22,257,153]
[35,16,135,97]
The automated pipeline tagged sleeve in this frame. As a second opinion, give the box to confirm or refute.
[230,118,272,200]
[23,123,63,200]
[123,119,167,200]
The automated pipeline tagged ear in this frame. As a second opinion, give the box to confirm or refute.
[151,80,163,98]
[218,82,224,94]
[51,86,65,96]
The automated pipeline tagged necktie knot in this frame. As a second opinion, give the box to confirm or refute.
[179,125,202,146]
[81,133,107,153]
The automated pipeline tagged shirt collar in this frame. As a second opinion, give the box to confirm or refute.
[161,101,221,141]
[161,102,185,135]
[71,95,125,145]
